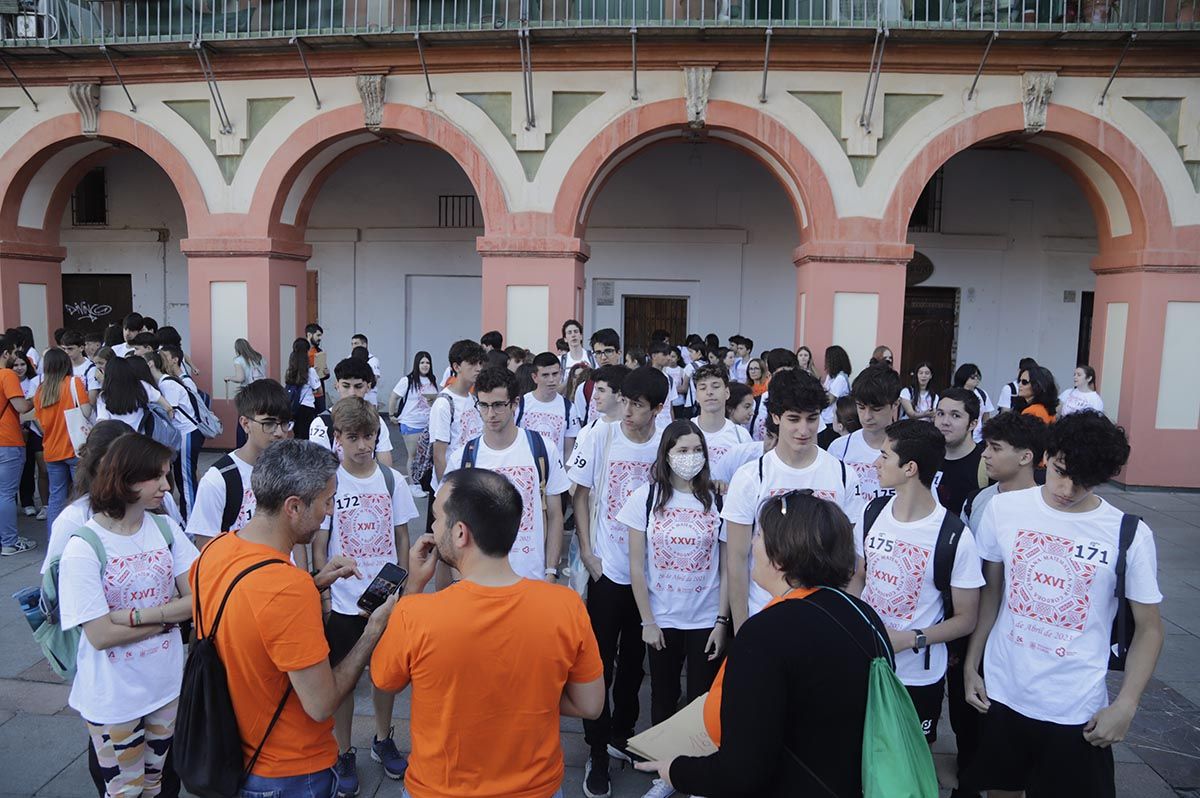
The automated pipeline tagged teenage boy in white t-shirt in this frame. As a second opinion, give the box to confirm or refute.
[146,351,201,520]
[350,333,381,405]
[573,328,623,430]
[310,357,394,467]
[691,364,751,478]
[569,366,667,798]
[728,335,751,384]
[848,419,984,751]
[559,319,595,380]
[61,329,101,395]
[429,340,485,493]
[446,367,570,582]
[964,411,1163,798]
[186,379,292,547]
[519,352,580,463]
[647,341,679,430]
[723,369,864,632]
[569,364,630,473]
[962,411,1044,532]
[832,364,902,504]
[747,347,800,441]
[313,397,417,793]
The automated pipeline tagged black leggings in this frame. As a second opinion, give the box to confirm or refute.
[647,627,722,725]
[293,405,317,440]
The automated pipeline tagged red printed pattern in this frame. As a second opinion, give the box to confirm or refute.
[650,508,719,574]
[522,411,565,447]
[458,408,484,447]
[337,493,395,561]
[863,540,931,626]
[605,461,654,524]
[496,465,538,533]
[1008,529,1096,632]
[102,548,174,610]
[707,445,730,468]
[235,488,256,530]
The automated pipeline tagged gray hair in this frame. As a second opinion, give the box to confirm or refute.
[250,439,339,514]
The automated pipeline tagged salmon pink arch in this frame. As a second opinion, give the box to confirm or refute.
[0,111,212,243]
[883,103,1197,267]
[249,103,512,240]
[552,98,839,243]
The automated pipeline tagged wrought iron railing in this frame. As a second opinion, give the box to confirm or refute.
[0,0,1194,46]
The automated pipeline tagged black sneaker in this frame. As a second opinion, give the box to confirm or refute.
[583,750,611,797]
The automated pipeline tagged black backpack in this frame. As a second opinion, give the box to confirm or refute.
[174,549,292,797]
[1109,513,1140,671]
[862,495,964,669]
[213,454,245,533]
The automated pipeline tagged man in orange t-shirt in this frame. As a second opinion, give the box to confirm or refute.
[306,324,328,412]
[371,469,604,798]
[189,439,397,796]
[0,335,34,555]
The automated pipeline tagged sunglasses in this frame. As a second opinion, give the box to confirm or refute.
[1019,379,1031,385]
[778,488,816,515]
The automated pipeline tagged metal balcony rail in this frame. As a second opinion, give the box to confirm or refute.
[0,0,1194,46]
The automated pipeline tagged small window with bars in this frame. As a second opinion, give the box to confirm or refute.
[908,168,943,234]
[438,195,479,228]
[72,168,108,226]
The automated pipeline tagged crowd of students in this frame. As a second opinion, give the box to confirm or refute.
[2,313,1163,798]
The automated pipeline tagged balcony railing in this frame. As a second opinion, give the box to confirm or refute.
[0,0,1195,47]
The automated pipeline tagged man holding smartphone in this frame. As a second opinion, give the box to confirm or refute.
[312,397,418,796]
[372,468,605,798]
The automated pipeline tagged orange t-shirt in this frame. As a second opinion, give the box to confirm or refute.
[1022,404,1056,425]
[750,382,768,397]
[0,368,24,448]
[703,586,818,746]
[189,533,336,778]
[307,347,324,398]
[34,376,87,463]
[371,579,603,798]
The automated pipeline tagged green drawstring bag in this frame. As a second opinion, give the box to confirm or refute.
[792,588,938,798]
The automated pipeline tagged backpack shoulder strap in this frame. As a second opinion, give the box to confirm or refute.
[148,513,175,549]
[840,458,847,488]
[714,489,724,513]
[1112,514,1139,662]
[562,394,572,425]
[932,509,966,619]
[516,395,526,426]
[460,436,480,469]
[644,483,656,528]
[379,464,396,498]
[862,495,892,544]
[757,453,765,483]
[69,526,108,574]
[525,429,549,489]
[215,454,242,533]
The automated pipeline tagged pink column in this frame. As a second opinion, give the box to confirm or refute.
[1090,265,1200,488]
[0,241,65,347]
[182,237,310,448]
[477,235,588,353]
[793,242,911,364]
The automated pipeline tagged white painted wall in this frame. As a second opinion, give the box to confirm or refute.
[58,151,191,348]
[64,138,1098,412]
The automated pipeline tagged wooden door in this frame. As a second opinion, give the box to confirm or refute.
[306,270,319,326]
[623,295,687,351]
[61,274,133,335]
[901,287,957,390]
[1076,290,1095,367]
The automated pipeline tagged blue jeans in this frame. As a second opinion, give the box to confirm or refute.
[45,457,77,534]
[239,768,338,798]
[0,446,26,547]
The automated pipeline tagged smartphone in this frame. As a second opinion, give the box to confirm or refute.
[357,562,408,614]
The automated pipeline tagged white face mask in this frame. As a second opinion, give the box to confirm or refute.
[668,451,706,481]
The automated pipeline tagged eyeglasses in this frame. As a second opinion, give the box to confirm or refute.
[778,488,815,515]
[475,399,514,413]
[248,418,294,434]
[593,347,617,357]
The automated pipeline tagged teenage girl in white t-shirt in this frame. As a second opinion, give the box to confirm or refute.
[285,338,321,439]
[390,351,440,484]
[621,420,728,765]
[900,362,937,422]
[57,434,199,798]
[821,345,852,425]
[1058,364,1104,417]
[954,363,995,443]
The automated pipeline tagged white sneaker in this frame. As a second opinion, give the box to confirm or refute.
[22,507,35,517]
[35,507,47,521]
[409,484,427,498]
[640,780,675,798]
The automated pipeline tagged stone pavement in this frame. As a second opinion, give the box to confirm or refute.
[2,471,1199,797]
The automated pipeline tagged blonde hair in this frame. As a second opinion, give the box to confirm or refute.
[234,338,264,366]
[330,396,380,438]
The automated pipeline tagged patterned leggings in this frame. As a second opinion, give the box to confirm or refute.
[86,700,178,798]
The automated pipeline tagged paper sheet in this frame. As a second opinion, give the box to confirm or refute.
[626,693,718,762]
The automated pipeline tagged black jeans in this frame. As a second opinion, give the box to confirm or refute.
[947,643,981,793]
[647,627,721,725]
[583,575,645,754]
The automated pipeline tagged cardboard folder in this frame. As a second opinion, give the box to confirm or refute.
[626,693,717,762]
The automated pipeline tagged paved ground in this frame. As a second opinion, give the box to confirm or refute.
[2,458,1199,797]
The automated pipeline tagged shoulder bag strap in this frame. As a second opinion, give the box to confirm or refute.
[148,513,175,548]
[69,377,81,409]
[1113,513,1139,659]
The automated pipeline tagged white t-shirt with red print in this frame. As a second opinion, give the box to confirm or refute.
[186,452,256,539]
[832,430,896,504]
[568,423,662,586]
[617,484,724,630]
[700,418,752,477]
[59,514,199,724]
[428,391,484,490]
[975,486,1162,725]
[322,464,418,616]
[855,501,985,686]
[722,447,864,616]
[445,433,571,580]
[518,391,580,456]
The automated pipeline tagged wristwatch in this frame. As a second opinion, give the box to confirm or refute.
[912,629,927,652]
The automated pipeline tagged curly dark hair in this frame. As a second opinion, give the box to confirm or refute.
[767,368,827,416]
[474,366,519,402]
[1043,410,1130,488]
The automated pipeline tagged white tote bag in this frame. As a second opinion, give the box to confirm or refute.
[63,378,90,456]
